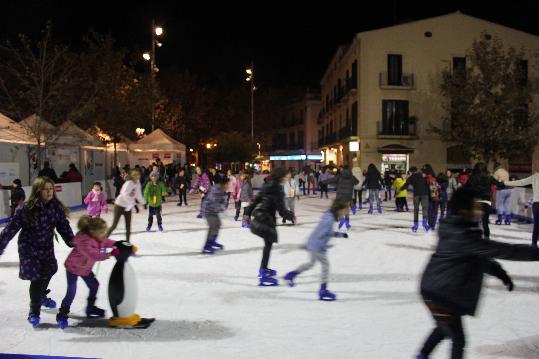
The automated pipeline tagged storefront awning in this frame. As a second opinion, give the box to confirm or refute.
[377,144,414,154]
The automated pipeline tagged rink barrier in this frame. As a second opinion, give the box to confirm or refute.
[0,355,98,359]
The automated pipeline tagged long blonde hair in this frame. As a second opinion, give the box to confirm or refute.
[27,176,69,215]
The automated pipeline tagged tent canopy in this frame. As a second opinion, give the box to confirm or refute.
[0,113,36,144]
[131,128,186,152]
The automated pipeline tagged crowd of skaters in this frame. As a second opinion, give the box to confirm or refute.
[4,157,539,358]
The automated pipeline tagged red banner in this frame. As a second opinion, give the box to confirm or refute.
[55,185,62,192]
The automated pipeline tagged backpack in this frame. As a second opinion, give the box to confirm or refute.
[428,178,441,202]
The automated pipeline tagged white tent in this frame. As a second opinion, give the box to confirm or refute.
[0,113,36,144]
[128,128,186,166]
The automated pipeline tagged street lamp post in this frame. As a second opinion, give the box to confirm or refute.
[143,20,164,132]
[245,62,255,142]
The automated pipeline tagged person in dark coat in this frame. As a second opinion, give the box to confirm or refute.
[401,166,430,232]
[38,161,58,183]
[249,167,295,286]
[2,178,26,216]
[416,187,539,359]
[383,171,393,202]
[463,162,503,240]
[322,166,359,229]
[0,176,74,326]
[364,164,384,214]
[112,166,125,198]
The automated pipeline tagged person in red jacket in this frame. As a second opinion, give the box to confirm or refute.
[60,163,83,183]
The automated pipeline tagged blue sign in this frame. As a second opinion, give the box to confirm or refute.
[270,154,323,161]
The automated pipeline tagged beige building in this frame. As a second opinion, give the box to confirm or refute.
[263,90,322,171]
[319,12,539,174]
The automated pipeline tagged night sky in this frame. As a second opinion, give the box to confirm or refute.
[1,1,538,88]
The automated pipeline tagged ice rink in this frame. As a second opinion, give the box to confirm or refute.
[1,193,538,359]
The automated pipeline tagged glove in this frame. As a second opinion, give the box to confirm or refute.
[144,204,148,210]
[503,276,514,291]
[110,248,120,257]
[342,233,349,239]
[103,206,109,214]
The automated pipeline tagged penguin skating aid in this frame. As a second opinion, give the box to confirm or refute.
[108,241,155,329]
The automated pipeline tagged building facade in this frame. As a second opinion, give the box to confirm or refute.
[318,12,539,174]
[263,90,322,172]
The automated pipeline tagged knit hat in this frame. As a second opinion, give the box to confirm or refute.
[13,179,22,186]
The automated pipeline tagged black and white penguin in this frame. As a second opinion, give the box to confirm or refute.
[108,241,154,328]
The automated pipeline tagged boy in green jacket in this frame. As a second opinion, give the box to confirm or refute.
[144,173,167,232]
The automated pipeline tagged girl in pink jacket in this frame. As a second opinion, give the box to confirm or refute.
[83,182,108,218]
[56,215,117,329]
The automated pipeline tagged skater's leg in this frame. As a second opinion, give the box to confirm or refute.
[156,206,162,226]
[447,316,465,359]
[105,205,124,238]
[413,196,420,223]
[369,190,375,208]
[316,252,330,284]
[375,189,382,209]
[29,280,46,314]
[532,203,539,246]
[296,251,317,274]
[421,195,429,222]
[124,209,132,242]
[60,272,79,311]
[81,272,99,303]
[261,237,274,269]
[419,326,446,357]
[206,214,220,241]
[147,206,154,227]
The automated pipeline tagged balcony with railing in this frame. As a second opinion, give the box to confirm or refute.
[377,117,417,138]
[379,72,414,89]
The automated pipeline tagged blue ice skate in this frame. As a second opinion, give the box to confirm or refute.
[41,290,56,309]
[284,271,298,287]
[146,225,151,232]
[27,312,40,327]
[258,268,279,286]
[210,236,224,250]
[368,205,373,214]
[258,268,277,277]
[351,204,357,215]
[338,218,346,230]
[412,222,418,232]
[345,219,351,231]
[196,213,203,219]
[505,215,511,225]
[422,218,430,232]
[377,206,382,214]
[202,243,215,254]
[158,225,164,232]
[319,283,336,301]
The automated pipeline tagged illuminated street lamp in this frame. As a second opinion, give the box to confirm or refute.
[143,20,165,132]
[245,62,255,141]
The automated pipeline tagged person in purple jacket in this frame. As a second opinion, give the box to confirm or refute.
[0,176,74,327]
[190,166,211,219]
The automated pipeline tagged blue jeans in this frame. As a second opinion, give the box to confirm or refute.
[496,189,512,215]
[60,271,99,311]
[369,189,381,208]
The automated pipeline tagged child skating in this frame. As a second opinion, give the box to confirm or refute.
[0,177,74,327]
[174,168,189,207]
[56,216,118,329]
[144,173,167,232]
[106,170,145,242]
[284,199,349,301]
[202,174,228,254]
[249,168,295,286]
[416,187,539,359]
[83,181,108,218]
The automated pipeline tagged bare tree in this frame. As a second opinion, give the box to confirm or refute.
[0,23,79,172]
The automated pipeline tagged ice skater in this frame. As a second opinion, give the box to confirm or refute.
[416,187,539,359]
[190,166,211,218]
[284,199,349,301]
[56,216,118,329]
[174,168,189,206]
[201,174,228,254]
[282,170,299,224]
[364,164,384,214]
[106,170,145,242]
[249,168,295,286]
[83,181,108,218]
[321,166,359,230]
[144,173,167,232]
[0,177,74,327]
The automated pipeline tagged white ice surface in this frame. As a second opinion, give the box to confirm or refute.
[1,193,539,359]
